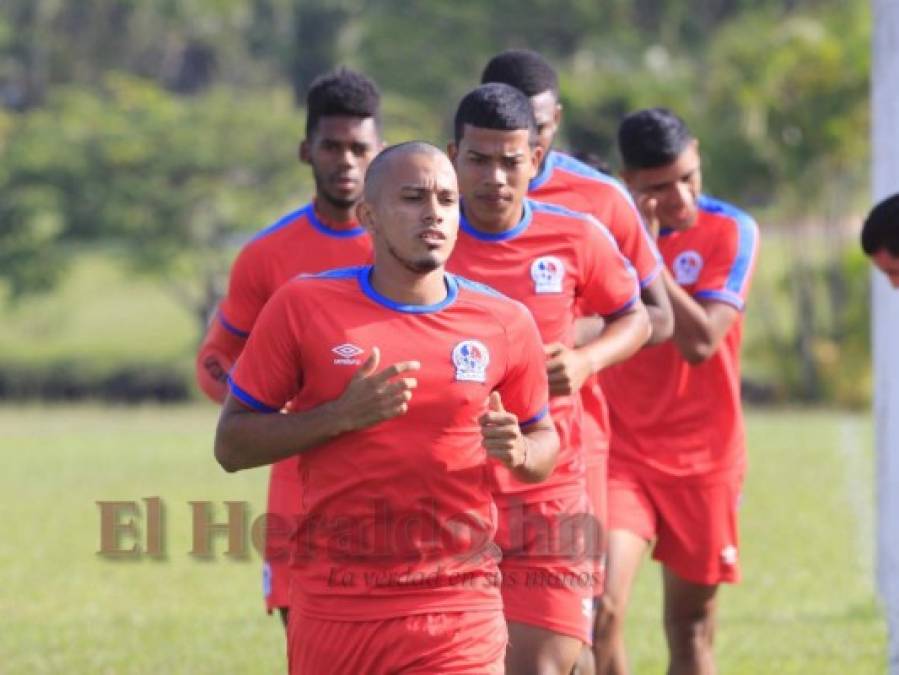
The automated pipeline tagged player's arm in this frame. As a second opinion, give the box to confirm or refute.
[572,274,670,349]
[546,302,650,397]
[479,392,558,483]
[215,347,419,472]
[195,318,247,403]
[641,274,674,344]
[662,269,739,365]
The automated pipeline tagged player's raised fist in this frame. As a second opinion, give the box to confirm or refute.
[479,391,526,470]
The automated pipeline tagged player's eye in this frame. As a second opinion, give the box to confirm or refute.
[352,144,369,156]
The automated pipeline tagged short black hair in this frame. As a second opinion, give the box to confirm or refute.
[618,107,694,170]
[480,49,559,97]
[305,67,381,137]
[453,83,537,145]
[861,193,899,257]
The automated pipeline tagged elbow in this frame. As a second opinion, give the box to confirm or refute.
[681,342,714,365]
[213,428,243,473]
[196,352,229,404]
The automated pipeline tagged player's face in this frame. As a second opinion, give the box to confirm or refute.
[624,140,702,231]
[360,152,459,274]
[449,125,542,231]
[530,90,561,162]
[301,115,381,213]
[872,249,899,288]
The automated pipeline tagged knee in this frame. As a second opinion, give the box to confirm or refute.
[594,594,625,639]
[663,610,715,656]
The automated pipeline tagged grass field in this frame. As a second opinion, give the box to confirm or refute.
[0,405,886,674]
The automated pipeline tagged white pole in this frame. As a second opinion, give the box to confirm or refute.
[873,1,899,672]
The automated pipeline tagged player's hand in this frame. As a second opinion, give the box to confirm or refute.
[332,347,419,432]
[544,342,593,397]
[636,194,661,240]
[479,391,527,470]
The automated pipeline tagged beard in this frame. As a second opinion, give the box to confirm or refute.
[385,240,443,274]
[314,172,358,211]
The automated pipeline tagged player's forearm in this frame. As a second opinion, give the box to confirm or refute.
[575,304,651,373]
[195,321,246,403]
[662,270,717,364]
[512,420,560,483]
[214,397,347,472]
[641,275,674,345]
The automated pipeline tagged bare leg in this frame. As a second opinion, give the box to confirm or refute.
[506,620,584,675]
[593,529,650,675]
[661,566,718,675]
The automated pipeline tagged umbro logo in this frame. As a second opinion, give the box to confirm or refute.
[332,343,364,365]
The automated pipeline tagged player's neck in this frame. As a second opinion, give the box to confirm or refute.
[313,198,358,229]
[369,263,448,307]
[462,201,524,234]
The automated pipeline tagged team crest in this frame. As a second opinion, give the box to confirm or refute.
[452,340,490,383]
[672,250,703,285]
[530,256,565,293]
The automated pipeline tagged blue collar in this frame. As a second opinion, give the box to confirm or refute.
[460,199,533,242]
[358,266,459,313]
[306,203,366,238]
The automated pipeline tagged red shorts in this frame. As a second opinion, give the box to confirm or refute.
[585,454,608,596]
[607,462,742,585]
[287,610,506,675]
[495,492,600,643]
[263,455,302,612]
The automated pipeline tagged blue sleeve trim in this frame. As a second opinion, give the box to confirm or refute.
[694,289,745,311]
[603,293,639,320]
[639,264,662,289]
[218,313,250,338]
[519,404,549,428]
[227,376,279,413]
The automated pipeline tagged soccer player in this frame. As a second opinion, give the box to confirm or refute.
[445,83,651,675]
[214,141,560,674]
[195,68,382,624]
[861,192,899,288]
[595,108,760,675]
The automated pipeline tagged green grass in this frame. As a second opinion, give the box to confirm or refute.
[0,252,197,370]
[0,406,886,673]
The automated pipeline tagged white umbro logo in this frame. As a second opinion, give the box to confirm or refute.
[332,343,364,365]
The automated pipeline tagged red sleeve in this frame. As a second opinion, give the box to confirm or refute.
[217,243,269,338]
[604,190,663,288]
[496,303,550,427]
[693,215,760,311]
[577,217,640,318]
[195,315,246,403]
[228,284,304,412]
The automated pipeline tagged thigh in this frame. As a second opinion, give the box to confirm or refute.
[506,620,584,675]
[497,493,597,645]
[650,479,742,585]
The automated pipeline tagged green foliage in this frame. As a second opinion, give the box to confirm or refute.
[0,76,304,317]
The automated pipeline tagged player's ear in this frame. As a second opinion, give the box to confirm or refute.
[529,144,545,179]
[299,140,311,165]
[356,201,376,234]
[446,141,458,163]
[553,102,562,127]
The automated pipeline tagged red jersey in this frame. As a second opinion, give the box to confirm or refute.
[530,150,662,458]
[446,198,639,504]
[217,203,372,338]
[600,195,760,484]
[229,266,550,621]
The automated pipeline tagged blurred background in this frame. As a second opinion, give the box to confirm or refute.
[0,1,884,673]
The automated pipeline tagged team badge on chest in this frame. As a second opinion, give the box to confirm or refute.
[672,250,703,285]
[530,256,565,294]
[452,340,490,383]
